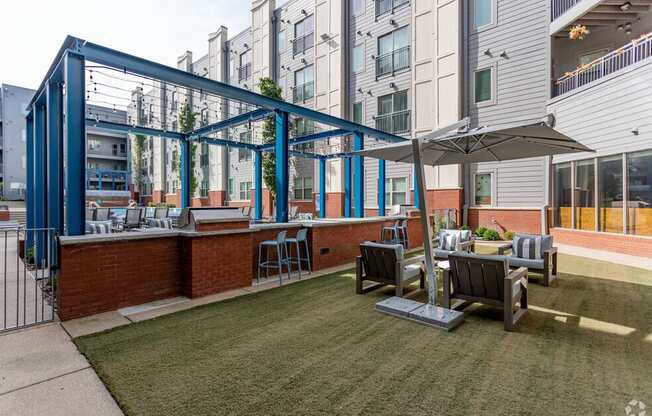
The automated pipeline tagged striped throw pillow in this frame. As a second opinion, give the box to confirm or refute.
[439,232,458,251]
[146,218,173,229]
[85,221,113,234]
[513,235,543,259]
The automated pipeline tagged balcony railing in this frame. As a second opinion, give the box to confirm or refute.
[376,0,410,17]
[293,32,314,56]
[375,110,411,134]
[554,33,652,97]
[376,46,410,78]
[551,0,579,21]
[293,81,315,103]
[238,63,252,82]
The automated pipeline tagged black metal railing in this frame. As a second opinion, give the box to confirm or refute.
[376,0,410,17]
[238,63,252,82]
[293,81,315,103]
[376,46,410,78]
[293,32,314,56]
[551,0,579,20]
[375,110,410,134]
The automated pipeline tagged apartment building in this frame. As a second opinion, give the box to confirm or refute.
[132,0,652,250]
[0,84,33,200]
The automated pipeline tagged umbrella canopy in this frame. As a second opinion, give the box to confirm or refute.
[357,121,592,165]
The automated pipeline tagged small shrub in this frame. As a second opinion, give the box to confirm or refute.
[460,225,470,231]
[474,227,487,237]
[483,229,500,241]
[25,247,34,265]
[503,230,514,241]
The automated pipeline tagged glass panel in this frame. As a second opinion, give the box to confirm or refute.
[574,160,595,231]
[598,156,623,233]
[305,65,314,82]
[393,27,409,49]
[353,102,363,124]
[393,191,407,205]
[627,150,652,236]
[379,33,393,56]
[278,31,286,51]
[378,95,393,115]
[474,68,492,103]
[393,91,408,111]
[474,173,492,205]
[474,0,492,28]
[393,177,407,192]
[352,0,364,15]
[554,163,572,228]
[353,44,364,73]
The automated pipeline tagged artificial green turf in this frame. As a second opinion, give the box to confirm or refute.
[75,252,652,416]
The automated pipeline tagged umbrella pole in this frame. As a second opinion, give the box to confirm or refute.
[411,138,437,306]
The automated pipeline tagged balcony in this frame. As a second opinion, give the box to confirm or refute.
[551,0,580,21]
[554,32,652,97]
[375,110,410,135]
[292,32,314,56]
[376,0,410,18]
[375,46,410,78]
[238,63,251,82]
[293,82,315,103]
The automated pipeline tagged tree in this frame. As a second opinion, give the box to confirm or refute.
[178,102,199,197]
[259,78,283,200]
[133,134,146,188]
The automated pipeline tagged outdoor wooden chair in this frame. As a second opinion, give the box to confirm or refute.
[498,233,558,286]
[443,252,528,331]
[356,242,425,297]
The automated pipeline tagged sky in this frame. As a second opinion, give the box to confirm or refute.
[0,0,260,90]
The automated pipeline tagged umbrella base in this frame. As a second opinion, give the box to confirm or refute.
[375,297,464,331]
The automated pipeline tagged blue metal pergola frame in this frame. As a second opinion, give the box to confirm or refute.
[26,36,405,240]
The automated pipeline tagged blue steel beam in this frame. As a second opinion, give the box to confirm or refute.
[27,36,75,109]
[72,38,406,143]
[413,166,420,209]
[254,151,263,221]
[378,160,386,216]
[195,136,258,151]
[319,158,326,218]
[353,132,364,218]
[65,52,87,236]
[344,157,351,218]
[25,111,34,249]
[34,104,47,262]
[46,81,64,236]
[180,140,191,208]
[289,151,325,160]
[189,108,272,138]
[275,111,289,223]
[258,128,350,151]
[86,119,184,140]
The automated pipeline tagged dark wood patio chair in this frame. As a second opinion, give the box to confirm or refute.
[443,252,528,331]
[356,242,425,297]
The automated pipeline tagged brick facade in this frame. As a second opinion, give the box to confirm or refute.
[468,208,541,235]
[550,227,652,257]
[208,190,227,207]
[152,190,164,204]
[324,192,345,218]
[0,210,9,221]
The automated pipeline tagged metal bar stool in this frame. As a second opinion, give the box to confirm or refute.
[257,230,292,284]
[286,228,311,278]
[381,220,401,244]
[397,219,409,248]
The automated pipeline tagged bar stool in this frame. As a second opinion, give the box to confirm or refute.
[286,228,311,277]
[380,219,409,248]
[257,230,292,284]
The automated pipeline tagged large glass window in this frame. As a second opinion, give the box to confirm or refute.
[353,102,363,124]
[293,65,314,103]
[239,181,252,201]
[554,163,572,228]
[376,27,409,77]
[352,0,365,15]
[239,50,252,82]
[352,44,364,73]
[574,160,595,231]
[376,91,409,134]
[293,177,313,200]
[293,15,314,56]
[385,177,407,206]
[598,155,623,233]
[474,68,493,104]
[627,150,652,236]
[473,0,493,28]
[238,131,252,162]
[474,173,492,206]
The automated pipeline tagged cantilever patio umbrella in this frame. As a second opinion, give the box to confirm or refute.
[357,120,592,329]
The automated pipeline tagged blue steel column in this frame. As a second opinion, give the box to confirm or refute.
[353,132,364,218]
[275,111,289,223]
[25,111,34,249]
[46,81,63,235]
[254,150,263,220]
[180,139,191,208]
[378,159,386,216]
[34,104,47,259]
[64,52,86,236]
[344,158,351,218]
[319,158,326,218]
[413,166,420,209]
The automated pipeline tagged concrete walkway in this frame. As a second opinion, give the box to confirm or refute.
[0,323,123,415]
[556,243,652,271]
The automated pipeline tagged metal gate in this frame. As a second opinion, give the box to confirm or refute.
[1,226,58,333]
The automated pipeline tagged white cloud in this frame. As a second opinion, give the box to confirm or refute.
[0,0,251,89]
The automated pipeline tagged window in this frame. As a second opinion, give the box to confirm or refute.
[352,0,365,15]
[112,144,118,156]
[88,139,101,150]
[200,143,209,168]
[472,0,494,29]
[627,150,652,236]
[353,102,363,124]
[376,91,409,134]
[120,143,126,154]
[239,49,252,81]
[278,30,286,52]
[293,15,314,56]
[474,67,494,104]
[293,65,314,103]
[238,131,252,162]
[554,163,572,228]
[239,181,252,200]
[385,177,407,206]
[473,173,493,206]
[579,49,609,66]
[228,178,234,196]
[376,27,409,77]
[575,160,595,231]
[171,149,178,171]
[376,0,409,17]
[200,108,209,127]
[599,155,623,233]
[294,177,313,200]
[200,180,209,198]
[352,44,364,73]
[294,118,315,136]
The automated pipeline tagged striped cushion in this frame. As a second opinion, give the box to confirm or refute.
[439,231,458,251]
[146,218,173,229]
[85,221,113,234]
[513,235,542,259]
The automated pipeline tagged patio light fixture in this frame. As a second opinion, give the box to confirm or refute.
[619,2,632,12]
